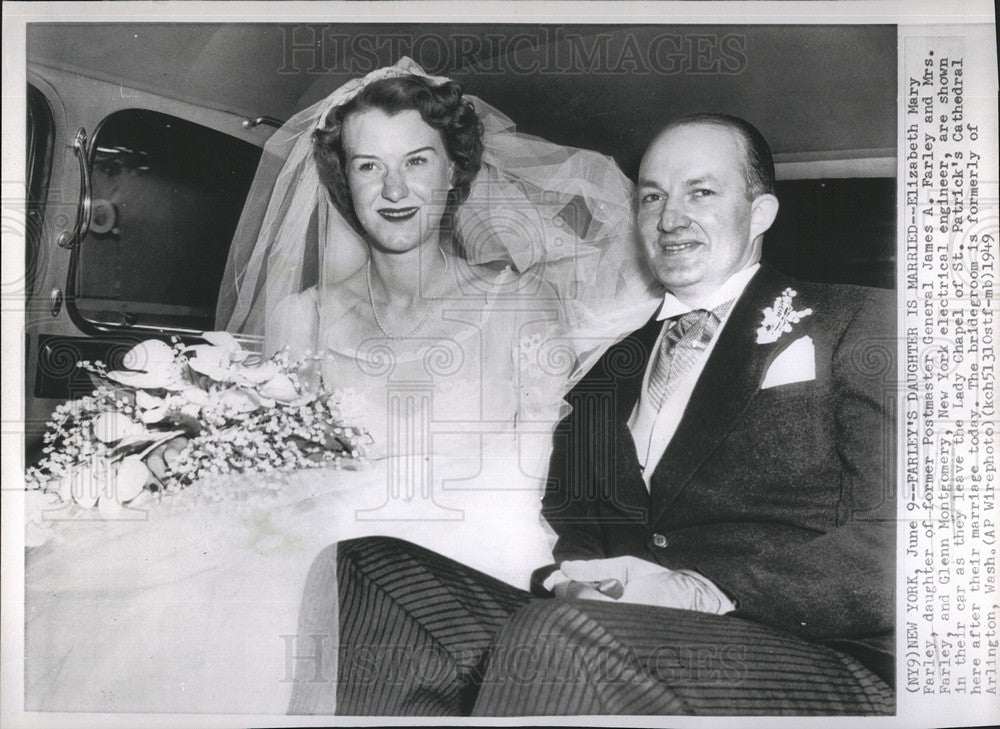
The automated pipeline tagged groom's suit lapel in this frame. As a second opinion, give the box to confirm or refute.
[611,314,663,421]
[583,313,660,520]
[647,264,797,524]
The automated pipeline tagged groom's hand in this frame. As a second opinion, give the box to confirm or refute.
[558,556,736,614]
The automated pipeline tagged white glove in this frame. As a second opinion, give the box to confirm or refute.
[554,556,735,614]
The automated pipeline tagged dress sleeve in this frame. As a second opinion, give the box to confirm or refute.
[483,273,572,485]
[264,288,319,358]
[510,278,575,429]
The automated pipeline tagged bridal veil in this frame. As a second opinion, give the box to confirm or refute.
[216,57,660,381]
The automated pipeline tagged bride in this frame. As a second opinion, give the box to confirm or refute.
[25,59,659,715]
[216,57,659,587]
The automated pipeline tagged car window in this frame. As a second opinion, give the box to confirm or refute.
[71,109,262,332]
[767,178,895,290]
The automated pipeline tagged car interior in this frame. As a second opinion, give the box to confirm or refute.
[24,22,897,462]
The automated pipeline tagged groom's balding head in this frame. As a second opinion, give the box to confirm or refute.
[636,113,780,302]
[650,113,776,200]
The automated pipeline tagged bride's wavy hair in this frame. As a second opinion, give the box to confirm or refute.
[313,75,484,238]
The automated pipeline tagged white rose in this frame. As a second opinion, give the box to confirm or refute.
[135,390,164,411]
[200,331,244,355]
[188,345,277,387]
[139,406,168,424]
[122,339,175,372]
[233,360,279,385]
[258,373,300,403]
[180,402,202,419]
[180,387,211,407]
[112,456,151,504]
[219,388,261,414]
[106,365,186,390]
[187,344,231,381]
[92,412,145,443]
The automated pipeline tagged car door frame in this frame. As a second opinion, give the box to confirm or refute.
[24,63,274,459]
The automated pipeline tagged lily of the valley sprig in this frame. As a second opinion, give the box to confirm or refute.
[25,333,370,532]
[756,288,814,344]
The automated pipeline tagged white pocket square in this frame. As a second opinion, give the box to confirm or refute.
[761,336,815,389]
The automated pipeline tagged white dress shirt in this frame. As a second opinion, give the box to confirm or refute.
[541,264,759,610]
[628,264,760,489]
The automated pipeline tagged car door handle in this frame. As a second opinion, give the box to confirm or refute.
[241,116,284,130]
[56,128,93,250]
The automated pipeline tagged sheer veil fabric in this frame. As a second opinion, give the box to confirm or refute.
[213,60,660,713]
[25,59,662,717]
[216,57,661,375]
[214,54,662,582]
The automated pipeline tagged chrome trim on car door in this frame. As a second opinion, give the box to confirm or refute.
[55,127,93,250]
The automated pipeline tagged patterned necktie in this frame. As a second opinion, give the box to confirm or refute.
[645,302,731,412]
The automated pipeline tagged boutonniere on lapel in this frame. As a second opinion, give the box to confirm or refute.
[756,288,814,344]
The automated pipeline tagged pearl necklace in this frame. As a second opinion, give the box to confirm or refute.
[366,258,447,339]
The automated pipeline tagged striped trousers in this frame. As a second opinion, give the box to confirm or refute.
[289,537,894,716]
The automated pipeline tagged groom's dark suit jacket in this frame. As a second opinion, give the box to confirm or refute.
[540,263,896,679]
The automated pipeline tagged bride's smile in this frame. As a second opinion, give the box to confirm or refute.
[377,206,419,222]
[23,59,661,716]
[342,108,455,255]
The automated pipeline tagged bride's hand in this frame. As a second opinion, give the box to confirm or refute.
[146,436,189,484]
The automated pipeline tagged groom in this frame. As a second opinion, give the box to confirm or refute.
[292,113,895,716]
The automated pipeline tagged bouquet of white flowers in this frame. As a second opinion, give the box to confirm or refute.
[25,332,370,532]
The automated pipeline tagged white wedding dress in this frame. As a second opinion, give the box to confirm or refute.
[24,269,565,715]
[26,57,663,714]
